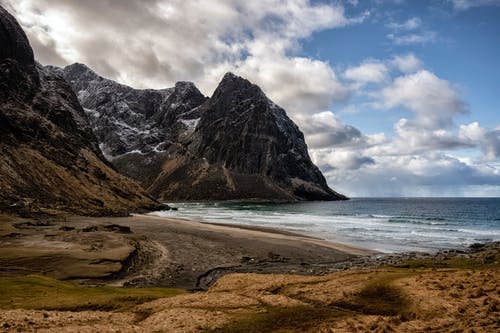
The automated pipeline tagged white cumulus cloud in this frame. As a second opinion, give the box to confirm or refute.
[375,70,468,129]
[390,54,423,73]
[343,61,389,85]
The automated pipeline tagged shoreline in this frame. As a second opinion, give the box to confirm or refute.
[0,213,371,289]
[134,213,374,256]
[151,198,500,254]
[1,212,497,290]
[144,212,479,255]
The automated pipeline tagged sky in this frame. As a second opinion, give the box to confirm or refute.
[2,0,500,197]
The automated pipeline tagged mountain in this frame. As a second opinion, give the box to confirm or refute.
[54,63,346,201]
[148,72,347,201]
[53,62,209,189]
[0,6,161,216]
[50,63,208,157]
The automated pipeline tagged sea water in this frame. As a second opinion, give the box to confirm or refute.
[148,198,500,253]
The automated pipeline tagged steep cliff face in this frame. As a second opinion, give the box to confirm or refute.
[49,63,208,187]
[55,61,346,201]
[148,73,346,201]
[0,6,35,70]
[0,6,161,216]
[54,63,208,157]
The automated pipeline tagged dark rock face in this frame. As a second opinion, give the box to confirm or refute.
[55,63,208,157]
[54,62,346,201]
[0,6,161,216]
[151,73,346,201]
[0,6,35,69]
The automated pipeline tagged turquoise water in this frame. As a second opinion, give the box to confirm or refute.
[149,198,500,253]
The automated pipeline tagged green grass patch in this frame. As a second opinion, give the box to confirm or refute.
[0,275,185,311]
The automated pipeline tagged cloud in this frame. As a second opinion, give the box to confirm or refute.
[387,17,421,30]
[319,151,500,197]
[298,112,366,149]
[387,31,436,45]
[460,122,500,161]
[320,59,499,196]
[4,0,364,119]
[343,61,389,85]
[450,0,500,10]
[234,57,350,117]
[311,149,375,171]
[375,70,468,129]
[387,119,473,155]
[390,54,422,73]
[385,16,436,46]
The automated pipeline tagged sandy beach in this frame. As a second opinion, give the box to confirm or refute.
[0,213,372,289]
[1,213,499,332]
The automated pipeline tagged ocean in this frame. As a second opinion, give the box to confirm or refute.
[148,198,500,253]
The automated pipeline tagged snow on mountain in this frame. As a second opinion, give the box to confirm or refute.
[49,63,207,157]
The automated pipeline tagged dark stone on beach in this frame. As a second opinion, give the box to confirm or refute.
[13,221,55,229]
[469,243,485,251]
[1,232,22,238]
[82,226,99,232]
[81,224,132,234]
[102,224,133,234]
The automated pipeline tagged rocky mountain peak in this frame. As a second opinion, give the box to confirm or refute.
[65,62,99,78]
[44,64,209,158]
[211,72,264,102]
[0,5,39,102]
[0,6,35,68]
[170,80,207,112]
[174,81,198,93]
[180,72,346,201]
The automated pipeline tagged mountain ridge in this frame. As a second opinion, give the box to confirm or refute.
[51,63,347,201]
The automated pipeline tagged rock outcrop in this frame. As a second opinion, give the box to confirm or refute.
[54,63,208,157]
[0,6,161,216]
[54,63,346,201]
[0,6,35,70]
[145,73,346,201]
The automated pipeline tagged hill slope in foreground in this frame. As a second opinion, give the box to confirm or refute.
[0,241,498,332]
